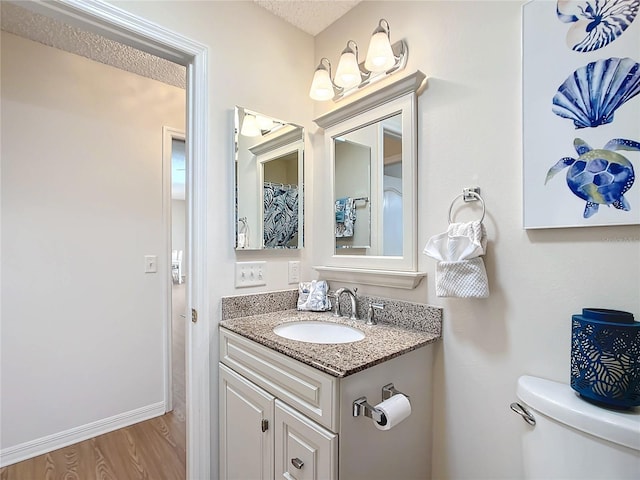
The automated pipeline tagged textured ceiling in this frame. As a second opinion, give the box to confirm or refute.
[0,2,186,89]
[1,0,361,86]
[254,0,361,36]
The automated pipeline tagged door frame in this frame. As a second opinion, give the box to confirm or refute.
[163,126,186,413]
[18,1,211,478]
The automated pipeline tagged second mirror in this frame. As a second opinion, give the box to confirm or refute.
[235,106,304,250]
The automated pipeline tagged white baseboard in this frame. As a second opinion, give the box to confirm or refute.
[0,401,165,468]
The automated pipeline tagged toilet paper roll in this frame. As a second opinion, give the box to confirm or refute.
[373,394,411,431]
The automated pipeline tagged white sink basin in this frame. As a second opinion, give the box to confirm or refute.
[273,321,365,344]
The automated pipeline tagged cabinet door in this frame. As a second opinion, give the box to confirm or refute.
[274,400,337,480]
[220,363,275,480]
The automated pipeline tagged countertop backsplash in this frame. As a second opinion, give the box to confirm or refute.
[221,289,298,320]
[221,288,442,338]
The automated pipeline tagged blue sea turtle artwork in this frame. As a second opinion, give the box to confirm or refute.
[545,138,639,218]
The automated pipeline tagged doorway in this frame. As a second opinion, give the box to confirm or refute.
[0,2,210,478]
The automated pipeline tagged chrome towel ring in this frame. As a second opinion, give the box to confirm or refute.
[448,188,485,224]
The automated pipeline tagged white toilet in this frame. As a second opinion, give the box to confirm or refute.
[515,375,640,479]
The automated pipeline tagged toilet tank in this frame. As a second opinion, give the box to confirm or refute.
[516,375,640,480]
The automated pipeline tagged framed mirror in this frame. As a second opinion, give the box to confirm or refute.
[313,71,426,288]
[234,106,304,250]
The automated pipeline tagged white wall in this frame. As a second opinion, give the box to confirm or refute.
[313,2,640,479]
[1,32,185,457]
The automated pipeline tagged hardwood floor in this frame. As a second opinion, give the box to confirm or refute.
[0,284,187,480]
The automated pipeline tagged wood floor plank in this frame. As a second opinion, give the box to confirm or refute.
[42,454,54,480]
[91,439,119,480]
[61,445,80,479]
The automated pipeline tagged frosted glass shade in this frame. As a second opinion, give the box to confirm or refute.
[364,32,395,72]
[335,51,361,89]
[240,114,261,137]
[309,68,335,101]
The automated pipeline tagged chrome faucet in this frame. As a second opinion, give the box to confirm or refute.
[334,287,358,320]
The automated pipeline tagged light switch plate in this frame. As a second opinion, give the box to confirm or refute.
[235,261,266,287]
[145,255,157,273]
[288,261,300,284]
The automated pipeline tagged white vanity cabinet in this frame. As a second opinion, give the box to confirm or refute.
[219,364,275,480]
[220,363,337,480]
[219,327,433,480]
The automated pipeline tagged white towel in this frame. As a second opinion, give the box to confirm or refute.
[423,220,489,298]
[435,258,489,298]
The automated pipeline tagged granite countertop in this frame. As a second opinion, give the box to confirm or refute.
[219,309,441,378]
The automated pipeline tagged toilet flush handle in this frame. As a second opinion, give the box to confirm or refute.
[510,402,536,426]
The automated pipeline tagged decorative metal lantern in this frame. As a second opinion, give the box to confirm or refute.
[571,308,640,409]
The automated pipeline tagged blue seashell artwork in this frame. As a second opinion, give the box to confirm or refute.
[552,57,640,128]
[557,0,639,52]
[545,138,639,218]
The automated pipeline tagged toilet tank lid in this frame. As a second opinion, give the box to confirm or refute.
[517,375,640,452]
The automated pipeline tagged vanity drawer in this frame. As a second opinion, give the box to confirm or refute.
[220,328,339,431]
[275,399,337,480]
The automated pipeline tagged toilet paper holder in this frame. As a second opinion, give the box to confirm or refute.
[352,383,410,422]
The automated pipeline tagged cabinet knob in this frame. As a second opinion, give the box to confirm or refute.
[291,457,304,469]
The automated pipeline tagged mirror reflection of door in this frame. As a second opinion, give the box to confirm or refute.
[383,128,402,256]
[333,113,402,257]
[262,152,299,248]
[334,140,371,253]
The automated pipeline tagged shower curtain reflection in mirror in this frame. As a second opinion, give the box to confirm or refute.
[260,148,302,248]
[263,181,299,248]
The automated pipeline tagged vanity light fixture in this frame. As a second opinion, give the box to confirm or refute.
[309,18,407,102]
[240,111,284,137]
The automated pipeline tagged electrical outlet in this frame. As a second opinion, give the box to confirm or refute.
[235,261,266,287]
[288,261,300,284]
